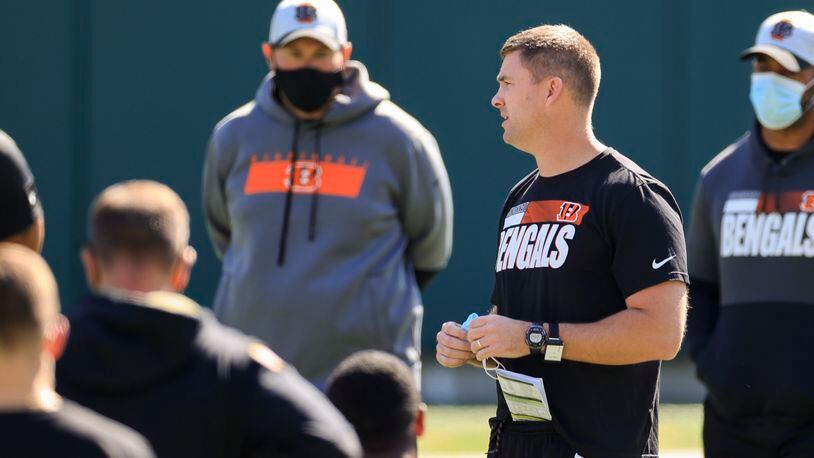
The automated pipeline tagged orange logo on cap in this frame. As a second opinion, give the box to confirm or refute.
[771,20,794,41]
[295,3,317,24]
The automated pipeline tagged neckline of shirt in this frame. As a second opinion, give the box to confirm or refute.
[534,148,613,183]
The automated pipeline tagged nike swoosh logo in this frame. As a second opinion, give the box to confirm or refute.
[652,255,676,269]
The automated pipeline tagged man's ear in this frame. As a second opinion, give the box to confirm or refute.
[342,42,353,61]
[262,42,275,70]
[169,246,197,293]
[43,315,70,361]
[544,76,565,107]
[80,247,101,289]
[415,402,427,438]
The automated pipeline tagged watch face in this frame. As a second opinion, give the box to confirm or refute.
[530,333,543,344]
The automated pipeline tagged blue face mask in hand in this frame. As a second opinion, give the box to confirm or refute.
[750,72,814,130]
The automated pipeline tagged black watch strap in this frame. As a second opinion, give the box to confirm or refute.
[544,322,563,362]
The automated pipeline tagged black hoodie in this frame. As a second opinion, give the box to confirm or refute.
[56,289,361,458]
[687,122,814,421]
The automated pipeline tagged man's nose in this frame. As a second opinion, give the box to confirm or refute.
[491,92,503,108]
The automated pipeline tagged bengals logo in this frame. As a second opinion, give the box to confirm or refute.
[556,201,584,223]
[295,4,317,24]
[285,161,322,192]
[771,20,794,41]
[801,191,814,212]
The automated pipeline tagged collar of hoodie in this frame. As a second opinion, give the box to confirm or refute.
[748,120,814,212]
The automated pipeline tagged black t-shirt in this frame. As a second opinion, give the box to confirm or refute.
[0,400,154,458]
[0,130,42,240]
[491,149,688,457]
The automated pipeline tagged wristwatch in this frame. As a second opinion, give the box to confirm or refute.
[525,323,546,356]
[544,322,564,362]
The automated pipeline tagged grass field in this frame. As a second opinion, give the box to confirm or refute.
[418,404,702,457]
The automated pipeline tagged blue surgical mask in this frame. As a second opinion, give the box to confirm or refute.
[750,72,814,130]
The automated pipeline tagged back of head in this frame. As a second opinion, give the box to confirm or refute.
[0,243,58,352]
[88,180,189,271]
[501,24,601,108]
[0,130,43,252]
[326,351,420,456]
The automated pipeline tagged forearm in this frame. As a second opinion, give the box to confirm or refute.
[559,306,684,365]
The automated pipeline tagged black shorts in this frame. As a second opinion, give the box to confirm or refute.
[487,417,576,458]
[704,399,814,458]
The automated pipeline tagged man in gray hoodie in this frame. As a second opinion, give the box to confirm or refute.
[203,0,453,388]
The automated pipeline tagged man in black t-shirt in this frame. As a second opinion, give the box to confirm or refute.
[435,25,689,458]
[0,130,44,252]
[0,243,154,458]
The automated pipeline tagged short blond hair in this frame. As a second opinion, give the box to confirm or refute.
[0,243,59,348]
[88,180,189,269]
[501,24,601,106]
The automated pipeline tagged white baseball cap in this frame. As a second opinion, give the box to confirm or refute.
[741,11,814,72]
[269,0,348,51]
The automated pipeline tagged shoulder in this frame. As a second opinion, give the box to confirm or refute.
[507,170,538,199]
[57,401,154,458]
[601,150,682,216]
[210,101,258,143]
[497,170,538,218]
[367,100,438,149]
[699,132,751,182]
[603,150,673,197]
[195,313,284,378]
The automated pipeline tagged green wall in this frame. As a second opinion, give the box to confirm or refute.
[1,1,809,349]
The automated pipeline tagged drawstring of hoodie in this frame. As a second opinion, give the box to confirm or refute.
[309,123,324,241]
[277,121,325,265]
[277,121,301,266]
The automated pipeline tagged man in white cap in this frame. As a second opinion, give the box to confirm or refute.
[686,10,814,457]
[203,0,453,388]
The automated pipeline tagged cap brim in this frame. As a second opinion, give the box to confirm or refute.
[275,29,341,51]
[740,45,801,72]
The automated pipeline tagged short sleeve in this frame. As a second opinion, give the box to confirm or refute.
[687,178,719,283]
[610,183,689,298]
[0,132,41,240]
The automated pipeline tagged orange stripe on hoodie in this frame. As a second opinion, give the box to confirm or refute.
[244,157,368,198]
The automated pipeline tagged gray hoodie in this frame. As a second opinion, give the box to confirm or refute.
[203,61,453,386]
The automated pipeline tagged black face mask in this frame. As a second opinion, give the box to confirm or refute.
[274,68,344,113]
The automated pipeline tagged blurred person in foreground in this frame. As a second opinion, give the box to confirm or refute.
[0,129,44,251]
[203,0,453,388]
[56,179,361,458]
[436,25,688,457]
[686,10,814,457]
[0,243,154,457]
[326,350,425,458]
